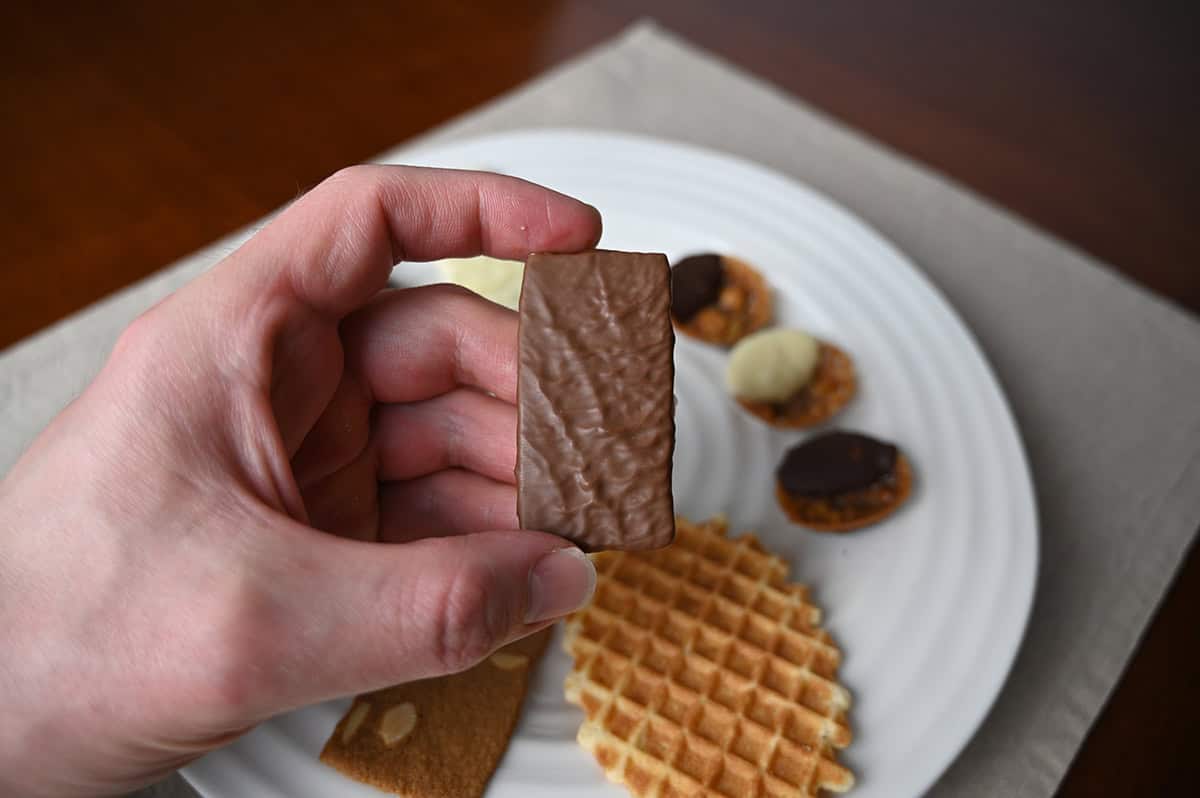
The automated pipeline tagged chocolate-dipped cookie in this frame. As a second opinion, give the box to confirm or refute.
[775,431,912,532]
[670,253,772,345]
[517,250,676,552]
[726,328,856,428]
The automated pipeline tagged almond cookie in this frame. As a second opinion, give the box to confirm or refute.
[320,627,552,798]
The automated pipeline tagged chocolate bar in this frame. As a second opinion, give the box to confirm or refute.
[517,250,676,551]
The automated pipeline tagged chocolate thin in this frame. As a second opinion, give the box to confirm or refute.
[517,250,676,552]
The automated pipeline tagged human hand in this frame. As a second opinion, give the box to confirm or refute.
[0,166,602,796]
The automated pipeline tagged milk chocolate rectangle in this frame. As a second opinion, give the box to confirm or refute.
[517,250,676,552]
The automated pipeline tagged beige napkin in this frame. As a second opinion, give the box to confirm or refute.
[3,21,1196,798]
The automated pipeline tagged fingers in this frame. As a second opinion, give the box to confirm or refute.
[301,444,380,542]
[291,370,373,486]
[165,165,597,488]
[230,164,603,318]
[378,470,517,543]
[342,283,521,403]
[375,389,515,483]
[249,527,595,713]
[296,386,515,542]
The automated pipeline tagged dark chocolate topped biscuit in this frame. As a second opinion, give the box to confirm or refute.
[517,250,676,552]
[669,254,772,346]
[670,253,724,322]
[777,431,897,498]
[775,430,912,533]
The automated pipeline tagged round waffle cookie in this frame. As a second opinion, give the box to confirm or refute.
[564,516,854,797]
[736,342,857,429]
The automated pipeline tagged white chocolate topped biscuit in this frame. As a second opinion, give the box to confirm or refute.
[441,256,524,310]
[726,328,820,402]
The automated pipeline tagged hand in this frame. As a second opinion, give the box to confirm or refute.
[0,165,602,796]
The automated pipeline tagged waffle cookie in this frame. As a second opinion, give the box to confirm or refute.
[320,627,552,798]
[564,516,854,797]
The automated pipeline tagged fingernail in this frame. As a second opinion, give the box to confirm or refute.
[526,547,596,623]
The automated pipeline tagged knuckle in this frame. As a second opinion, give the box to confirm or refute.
[432,561,507,673]
[423,283,493,328]
[190,586,283,726]
[428,281,478,305]
[326,163,379,191]
[110,307,163,362]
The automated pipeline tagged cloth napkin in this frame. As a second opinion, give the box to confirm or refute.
[3,21,1196,798]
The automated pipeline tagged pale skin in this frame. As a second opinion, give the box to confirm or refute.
[0,165,602,797]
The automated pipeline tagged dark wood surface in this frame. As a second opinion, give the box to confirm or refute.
[3,2,1197,794]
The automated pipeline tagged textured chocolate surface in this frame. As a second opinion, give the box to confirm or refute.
[517,250,676,552]
[670,253,724,322]
[777,430,898,497]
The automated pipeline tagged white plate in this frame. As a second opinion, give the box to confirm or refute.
[185,130,1037,798]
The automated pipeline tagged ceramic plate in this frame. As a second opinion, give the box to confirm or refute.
[185,129,1037,798]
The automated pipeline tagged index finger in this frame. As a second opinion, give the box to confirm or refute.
[230,164,603,318]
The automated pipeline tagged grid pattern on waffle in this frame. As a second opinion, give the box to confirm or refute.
[565,517,854,797]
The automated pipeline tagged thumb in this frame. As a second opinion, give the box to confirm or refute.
[262,528,596,712]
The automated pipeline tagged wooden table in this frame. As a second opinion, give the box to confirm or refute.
[3,2,1197,794]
